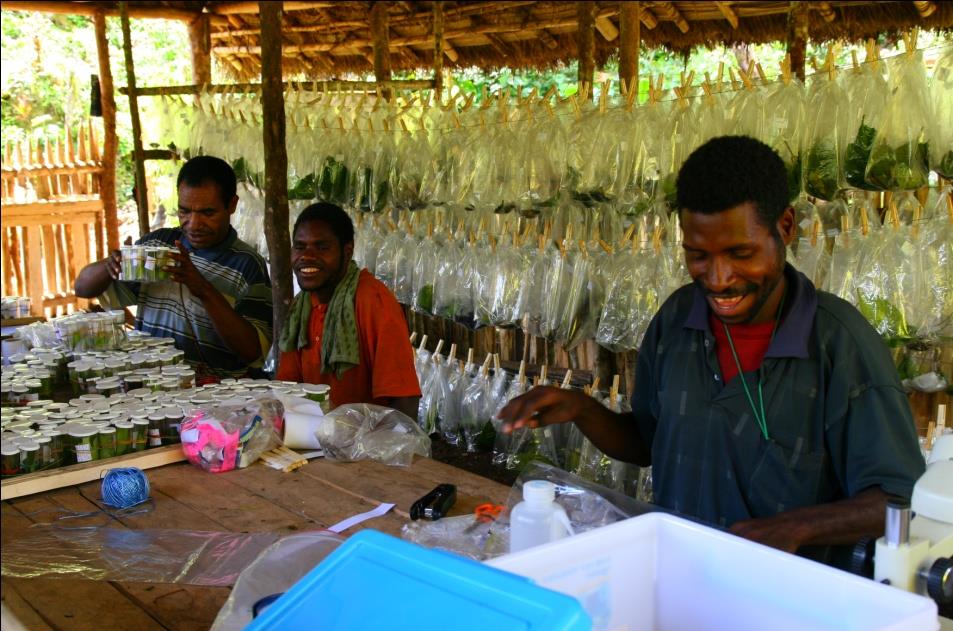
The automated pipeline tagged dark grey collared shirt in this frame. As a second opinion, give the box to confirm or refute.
[631,264,924,535]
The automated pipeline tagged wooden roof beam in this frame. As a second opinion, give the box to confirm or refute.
[483,32,511,57]
[815,2,837,23]
[640,6,658,30]
[655,2,689,33]
[212,22,365,39]
[0,0,209,22]
[442,39,459,63]
[209,1,334,15]
[537,28,559,50]
[595,16,619,41]
[714,2,739,29]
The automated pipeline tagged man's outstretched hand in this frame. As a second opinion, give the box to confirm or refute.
[496,386,603,433]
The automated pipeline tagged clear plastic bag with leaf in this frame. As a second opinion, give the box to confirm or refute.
[762,77,807,201]
[540,243,591,346]
[459,358,496,453]
[488,235,530,327]
[596,247,639,352]
[438,359,470,446]
[841,56,889,191]
[432,238,465,321]
[412,232,440,314]
[850,228,910,341]
[864,50,932,191]
[930,49,953,179]
[516,103,568,212]
[418,353,451,435]
[804,72,849,201]
[902,219,953,341]
[791,229,832,291]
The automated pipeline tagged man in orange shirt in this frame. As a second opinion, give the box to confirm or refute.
[276,203,420,419]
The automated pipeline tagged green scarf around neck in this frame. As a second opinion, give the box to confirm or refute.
[278,261,361,379]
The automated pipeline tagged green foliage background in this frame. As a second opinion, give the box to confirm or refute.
[1,10,191,211]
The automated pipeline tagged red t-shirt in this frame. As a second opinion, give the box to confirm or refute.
[709,313,776,384]
[277,270,421,407]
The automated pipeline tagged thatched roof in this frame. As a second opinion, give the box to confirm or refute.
[204,1,953,81]
[5,1,953,81]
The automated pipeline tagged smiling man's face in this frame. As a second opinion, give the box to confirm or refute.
[291,219,353,299]
[680,202,795,325]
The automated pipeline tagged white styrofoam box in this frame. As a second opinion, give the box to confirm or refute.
[487,512,938,631]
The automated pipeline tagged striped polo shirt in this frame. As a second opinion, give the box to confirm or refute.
[106,227,273,377]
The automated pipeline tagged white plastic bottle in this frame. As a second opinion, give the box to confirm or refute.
[509,480,574,553]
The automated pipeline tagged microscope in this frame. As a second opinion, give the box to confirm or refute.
[853,430,952,614]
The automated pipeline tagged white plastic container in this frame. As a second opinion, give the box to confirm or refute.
[489,512,938,631]
[509,480,574,553]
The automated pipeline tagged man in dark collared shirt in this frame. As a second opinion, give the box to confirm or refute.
[499,136,925,564]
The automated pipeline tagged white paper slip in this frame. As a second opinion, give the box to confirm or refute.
[327,503,396,534]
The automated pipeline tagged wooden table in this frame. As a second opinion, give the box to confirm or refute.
[1,456,510,630]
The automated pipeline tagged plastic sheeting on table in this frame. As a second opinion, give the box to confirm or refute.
[1,525,280,586]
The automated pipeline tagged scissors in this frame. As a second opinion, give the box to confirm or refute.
[463,503,505,534]
[473,503,504,523]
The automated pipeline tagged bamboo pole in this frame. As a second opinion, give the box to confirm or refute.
[259,0,293,350]
[619,1,640,102]
[577,2,595,90]
[787,1,810,82]
[119,1,149,237]
[370,2,393,99]
[433,1,445,97]
[188,14,212,86]
[120,79,435,97]
[94,11,119,252]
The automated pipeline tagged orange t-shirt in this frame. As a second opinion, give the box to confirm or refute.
[276,270,421,407]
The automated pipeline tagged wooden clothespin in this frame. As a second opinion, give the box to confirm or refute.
[481,353,492,377]
[780,55,793,86]
[560,370,573,389]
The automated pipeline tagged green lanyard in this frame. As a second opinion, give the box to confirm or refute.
[721,292,786,441]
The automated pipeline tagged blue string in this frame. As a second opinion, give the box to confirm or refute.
[101,467,151,509]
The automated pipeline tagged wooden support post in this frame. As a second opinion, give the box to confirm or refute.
[433,1,444,98]
[94,11,119,252]
[119,1,149,236]
[787,1,809,82]
[188,13,212,85]
[619,1,640,100]
[577,1,595,92]
[259,1,292,349]
[370,2,393,99]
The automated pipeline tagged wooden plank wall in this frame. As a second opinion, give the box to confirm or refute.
[1,122,106,317]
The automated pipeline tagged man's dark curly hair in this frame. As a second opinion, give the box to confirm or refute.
[293,202,354,246]
[177,155,237,207]
[675,136,789,236]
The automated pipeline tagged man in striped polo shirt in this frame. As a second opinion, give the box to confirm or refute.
[75,156,273,379]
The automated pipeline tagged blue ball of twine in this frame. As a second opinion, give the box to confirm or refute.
[101,467,151,509]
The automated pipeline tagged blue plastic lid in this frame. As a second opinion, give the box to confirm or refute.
[246,529,591,631]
